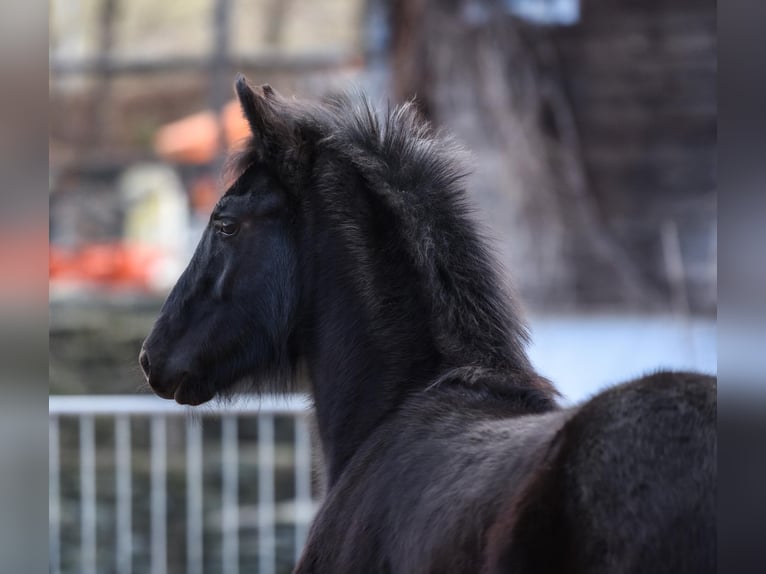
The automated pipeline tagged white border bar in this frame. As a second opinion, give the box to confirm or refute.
[49,394,311,416]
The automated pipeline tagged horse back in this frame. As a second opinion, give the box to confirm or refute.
[485,371,717,574]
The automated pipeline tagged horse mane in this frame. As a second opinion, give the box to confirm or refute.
[226,90,556,400]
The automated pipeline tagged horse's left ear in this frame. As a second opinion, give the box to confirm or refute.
[234,74,296,157]
[235,74,277,135]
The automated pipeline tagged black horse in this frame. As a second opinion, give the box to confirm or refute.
[140,76,716,573]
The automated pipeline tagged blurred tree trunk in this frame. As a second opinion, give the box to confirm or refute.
[389,0,659,309]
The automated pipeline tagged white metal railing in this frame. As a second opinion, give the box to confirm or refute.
[49,394,314,574]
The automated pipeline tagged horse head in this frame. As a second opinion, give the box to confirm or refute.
[140,77,308,404]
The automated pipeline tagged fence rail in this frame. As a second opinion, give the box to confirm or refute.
[49,394,314,574]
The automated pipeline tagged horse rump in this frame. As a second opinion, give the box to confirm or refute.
[484,371,716,574]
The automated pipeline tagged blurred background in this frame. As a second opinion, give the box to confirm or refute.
[49,0,716,572]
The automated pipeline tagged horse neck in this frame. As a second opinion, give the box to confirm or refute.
[298,195,552,486]
[301,218,443,484]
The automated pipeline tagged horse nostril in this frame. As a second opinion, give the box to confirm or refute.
[139,347,151,380]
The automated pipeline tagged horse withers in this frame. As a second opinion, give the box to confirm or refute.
[140,76,716,573]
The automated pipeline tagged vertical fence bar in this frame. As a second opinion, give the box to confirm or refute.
[294,415,311,563]
[49,416,61,574]
[115,415,132,574]
[150,416,167,574]
[258,414,275,574]
[222,415,239,574]
[80,415,97,574]
[186,418,203,574]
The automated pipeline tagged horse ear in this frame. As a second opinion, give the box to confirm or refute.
[234,74,280,139]
[233,74,311,184]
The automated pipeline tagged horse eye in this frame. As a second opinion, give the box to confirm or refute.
[217,220,240,237]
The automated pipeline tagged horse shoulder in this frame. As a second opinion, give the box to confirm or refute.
[299,398,572,573]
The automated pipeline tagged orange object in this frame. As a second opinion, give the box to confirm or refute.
[49,242,166,291]
[154,99,250,164]
[154,111,220,164]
